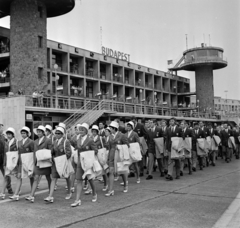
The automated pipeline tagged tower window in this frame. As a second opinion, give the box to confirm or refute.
[38,6,43,18]
[38,36,43,48]
[38,67,43,79]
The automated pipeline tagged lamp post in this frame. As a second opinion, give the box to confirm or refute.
[54,64,59,108]
[140,89,142,114]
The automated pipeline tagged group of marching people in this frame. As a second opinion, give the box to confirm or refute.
[0,116,239,207]
[0,119,143,207]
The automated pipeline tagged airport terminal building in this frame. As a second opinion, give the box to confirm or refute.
[0,26,195,135]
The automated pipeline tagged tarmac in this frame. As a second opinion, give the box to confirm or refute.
[0,157,240,228]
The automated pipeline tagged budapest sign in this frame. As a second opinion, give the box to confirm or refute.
[102,46,130,62]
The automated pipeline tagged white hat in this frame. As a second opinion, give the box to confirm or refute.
[6,127,15,136]
[33,125,46,135]
[80,123,89,131]
[58,123,66,130]
[45,125,52,132]
[55,127,65,135]
[127,121,134,129]
[105,127,111,132]
[110,121,119,129]
[20,126,31,137]
[91,125,99,132]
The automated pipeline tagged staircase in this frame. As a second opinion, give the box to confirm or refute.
[64,100,113,135]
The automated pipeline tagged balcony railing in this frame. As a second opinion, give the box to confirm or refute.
[0,77,10,83]
[100,74,107,80]
[70,66,79,74]
[2,95,218,119]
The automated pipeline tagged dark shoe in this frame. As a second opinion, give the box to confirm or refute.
[206,161,209,167]
[180,171,183,176]
[153,166,157,172]
[143,166,147,169]
[192,167,196,172]
[236,155,239,159]
[160,172,164,177]
[128,173,135,178]
[189,171,192,175]
[146,170,149,175]
[176,176,180,179]
[212,163,215,167]
[140,172,144,177]
[200,166,203,170]
[226,159,229,163]
[164,169,168,175]
[8,189,13,195]
[146,175,153,180]
[165,175,173,181]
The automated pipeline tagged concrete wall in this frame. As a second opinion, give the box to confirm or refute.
[10,0,48,95]
[195,65,214,113]
[0,97,25,139]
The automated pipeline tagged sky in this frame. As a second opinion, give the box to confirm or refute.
[0,0,239,99]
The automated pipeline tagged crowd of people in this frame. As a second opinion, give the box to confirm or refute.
[0,116,239,207]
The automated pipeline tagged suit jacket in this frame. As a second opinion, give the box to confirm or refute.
[52,137,71,159]
[192,128,205,151]
[148,126,163,154]
[104,135,113,151]
[108,131,129,152]
[233,130,240,145]
[166,126,182,151]
[46,134,56,145]
[77,135,98,154]
[221,129,233,147]
[18,138,34,154]
[33,137,52,165]
[92,135,105,149]
[208,128,219,138]
[99,129,106,138]
[181,128,194,139]
[133,122,149,140]
[201,127,210,137]
[125,131,140,144]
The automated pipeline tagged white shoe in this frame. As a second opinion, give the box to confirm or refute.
[114,176,119,181]
[120,181,128,186]
[83,184,88,191]
[0,193,5,200]
[84,189,92,195]
[105,190,114,197]
[44,196,54,203]
[92,194,97,203]
[65,193,72,200]
[102,185,108,192]
[71,200,81,207]
[9,195,19,201]
[137,178,140,184]
[54,185,57,191]
[123,186,128,193]
[71,187,75,193]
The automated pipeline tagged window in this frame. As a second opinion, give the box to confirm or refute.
[47,72,50,83]
[38,36,43,48]
[100,84,107,94]
[86,81,93,98]
[38,6,43,18]
[38,67,43,79]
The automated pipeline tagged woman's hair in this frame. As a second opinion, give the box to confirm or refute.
[21,130,29,136]
[111,127,118,132]
[6,131,14,137]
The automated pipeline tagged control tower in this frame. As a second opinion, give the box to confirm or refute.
[0,0,75,94]
[169,44,227,113]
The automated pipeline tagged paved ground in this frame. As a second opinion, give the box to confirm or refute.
[0,157,240,228]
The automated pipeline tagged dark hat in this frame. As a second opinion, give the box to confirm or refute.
[194,122,199,126]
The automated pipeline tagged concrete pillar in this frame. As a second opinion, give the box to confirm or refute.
[195,65,214,113]
[10,0,47,94]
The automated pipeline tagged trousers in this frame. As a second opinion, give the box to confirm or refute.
[0,165,12,191]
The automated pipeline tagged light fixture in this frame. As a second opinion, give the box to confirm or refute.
[126,96,132,100]
[90,52,94,57]
[75,48,79,53]
[58,44,62,49]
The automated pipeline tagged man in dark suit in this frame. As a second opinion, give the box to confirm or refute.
[193,122,206,170]
[180,120,194,175]
[131,116,149,177]
[98,122,106,138]
[146,119,163,180]
[220,123,234,163]
[199,121,210,167]
[0,123,13,194]
[166,117,182,180]
[207,123,219,166]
